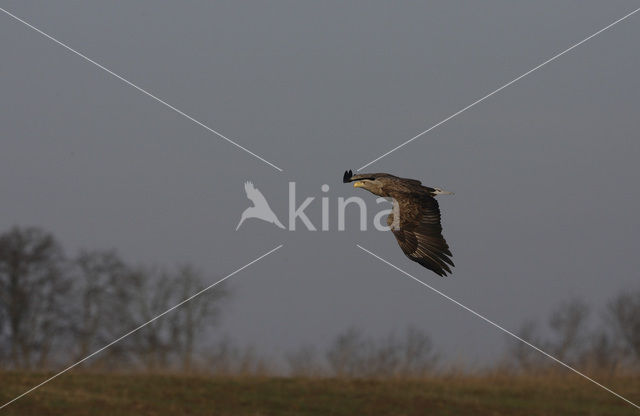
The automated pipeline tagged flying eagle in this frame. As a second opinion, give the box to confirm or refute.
[343,170,454,276]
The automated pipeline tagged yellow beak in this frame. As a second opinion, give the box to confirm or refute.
[353,181,364,188]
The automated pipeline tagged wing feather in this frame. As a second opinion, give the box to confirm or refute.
[389,192,454,276]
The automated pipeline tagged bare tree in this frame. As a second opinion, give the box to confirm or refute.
[206,337,269,376]
[508,320,547,372]
[70,249,132,367]
[0,226,71,369]
[121,267,179,371]
[547,299,590,364]
[286,345,320,377]
[172,265,227,372]
[326,327,367,377]
[364,333,401,378]
[582,329,621,375]
[121,265,227,371]
[398,326,439,377]
[607,291,640,367]
[326,327,439,378]
[508,300,591,373]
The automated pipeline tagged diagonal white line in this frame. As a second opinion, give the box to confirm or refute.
[0,244,283,410]
[356,244,640,411]
[357,6,640,171]
[0,7,283,172]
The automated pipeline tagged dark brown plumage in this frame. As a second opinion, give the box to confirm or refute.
[343,169,455,276]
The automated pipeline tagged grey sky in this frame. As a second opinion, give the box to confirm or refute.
[1,0,639,365]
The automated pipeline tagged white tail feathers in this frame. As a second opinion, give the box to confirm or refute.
[433,187,454,196]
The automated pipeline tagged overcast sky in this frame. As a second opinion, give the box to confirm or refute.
[1,0,639,366]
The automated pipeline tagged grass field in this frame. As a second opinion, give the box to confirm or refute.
[1,372,639,415]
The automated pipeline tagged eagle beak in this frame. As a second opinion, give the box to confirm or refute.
[353,181,364,188]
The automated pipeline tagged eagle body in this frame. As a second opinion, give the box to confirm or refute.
[343,170,454,276]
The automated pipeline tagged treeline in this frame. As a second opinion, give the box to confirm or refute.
[2,226,640,377]
[288,326,439,378]
[279,294,640,378]
[0,226,226,372]
[0,226,441,377]
[506,295,640,375]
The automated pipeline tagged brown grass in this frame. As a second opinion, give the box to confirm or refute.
[1,371,639,415]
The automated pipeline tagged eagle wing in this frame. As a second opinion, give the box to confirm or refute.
[388,192,454,276]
